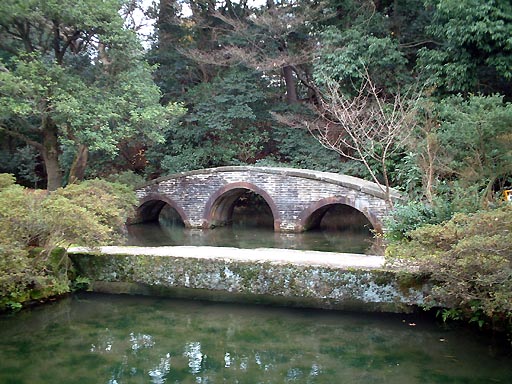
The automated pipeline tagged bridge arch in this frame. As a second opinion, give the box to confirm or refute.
[136,193,190,227]
[202,182,281,231]
[296,196,383,233]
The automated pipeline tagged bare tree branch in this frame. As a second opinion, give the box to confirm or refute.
[0,125,43,151]
[307,69,422,205]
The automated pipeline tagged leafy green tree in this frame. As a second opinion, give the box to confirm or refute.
[0,0,184,190]
[12,146,42,188]
[267,125,342,171]
[417,0,512,95]
[313,27,410,95]
[147,67,272,173]
[414,95,512,210]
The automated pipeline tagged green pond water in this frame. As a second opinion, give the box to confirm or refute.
[125,222,374,254]
[1,293,510,384]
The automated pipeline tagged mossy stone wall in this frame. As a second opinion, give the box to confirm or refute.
[70,251,429,313]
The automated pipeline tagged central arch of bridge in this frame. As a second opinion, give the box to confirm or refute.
[203,182,281,231]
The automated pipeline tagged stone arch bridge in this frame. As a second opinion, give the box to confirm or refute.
[133,166,401,233]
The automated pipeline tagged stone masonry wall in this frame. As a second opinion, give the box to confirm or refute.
[135,166,402,233]
[70,249,428,313]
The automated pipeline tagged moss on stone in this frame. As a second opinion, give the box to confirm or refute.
[371,271,397,287]
[396,271,430,295]
[69,250,429,313]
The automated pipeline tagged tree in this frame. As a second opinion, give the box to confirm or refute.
[179,0,328,104]
[417,0,512,95]
[0,0,184,190]
[307,70,421,205]
[432,95,512,209]
[146,67,273,174]
[313,26,411,96]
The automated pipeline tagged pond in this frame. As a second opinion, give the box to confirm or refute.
[125,222,374,254]
[0,293,510,384]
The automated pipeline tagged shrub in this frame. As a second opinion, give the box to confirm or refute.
[105,170,146,189]
[0,173,16,190]
[0,176,137,310]
[386,205,512,330]
[385,199,452,241]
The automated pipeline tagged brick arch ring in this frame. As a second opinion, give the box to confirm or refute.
[202,182,282,231]
[137,193,191,227]
[295,196,383,233]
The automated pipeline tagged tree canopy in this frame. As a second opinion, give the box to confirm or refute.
[0,0,184,190]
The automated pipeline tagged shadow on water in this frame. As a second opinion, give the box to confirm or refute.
[126,191,378,254]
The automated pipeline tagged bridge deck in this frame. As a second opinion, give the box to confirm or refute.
[69,246,385,270]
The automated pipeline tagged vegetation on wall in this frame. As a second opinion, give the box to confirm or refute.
[386,205,512,331]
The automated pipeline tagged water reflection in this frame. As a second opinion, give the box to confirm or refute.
[126,223,375,254]
[148,353,171,384]
[0,293,510,383]
[184,341,203,375]
[130,332,155,351]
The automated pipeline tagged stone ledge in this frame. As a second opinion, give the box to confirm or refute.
[69,246,386,269]
[69,246,428,313]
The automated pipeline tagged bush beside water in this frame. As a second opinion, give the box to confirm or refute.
[0,174,136,310]
[386,204,512,333]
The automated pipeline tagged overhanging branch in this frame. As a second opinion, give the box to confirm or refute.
[0,125,43,151]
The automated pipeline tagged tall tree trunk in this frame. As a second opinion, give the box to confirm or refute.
[68,144,89,184]
[41,117,62,191]
[283,65,298,104]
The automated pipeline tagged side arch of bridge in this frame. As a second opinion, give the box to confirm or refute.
[137,193,191,227]
[134,166,401,233]
[296,196,381,233]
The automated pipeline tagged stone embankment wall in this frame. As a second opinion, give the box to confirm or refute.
[69,246,428,313]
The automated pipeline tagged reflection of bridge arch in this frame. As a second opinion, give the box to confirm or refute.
[202,182,281,231]
[296,196,379,233]
[136,194,190,227]
[134,166,402,233]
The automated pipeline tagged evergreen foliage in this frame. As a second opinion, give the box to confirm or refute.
[386,205,512,331]
[0,175,136,310]
[417,0,512,94]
